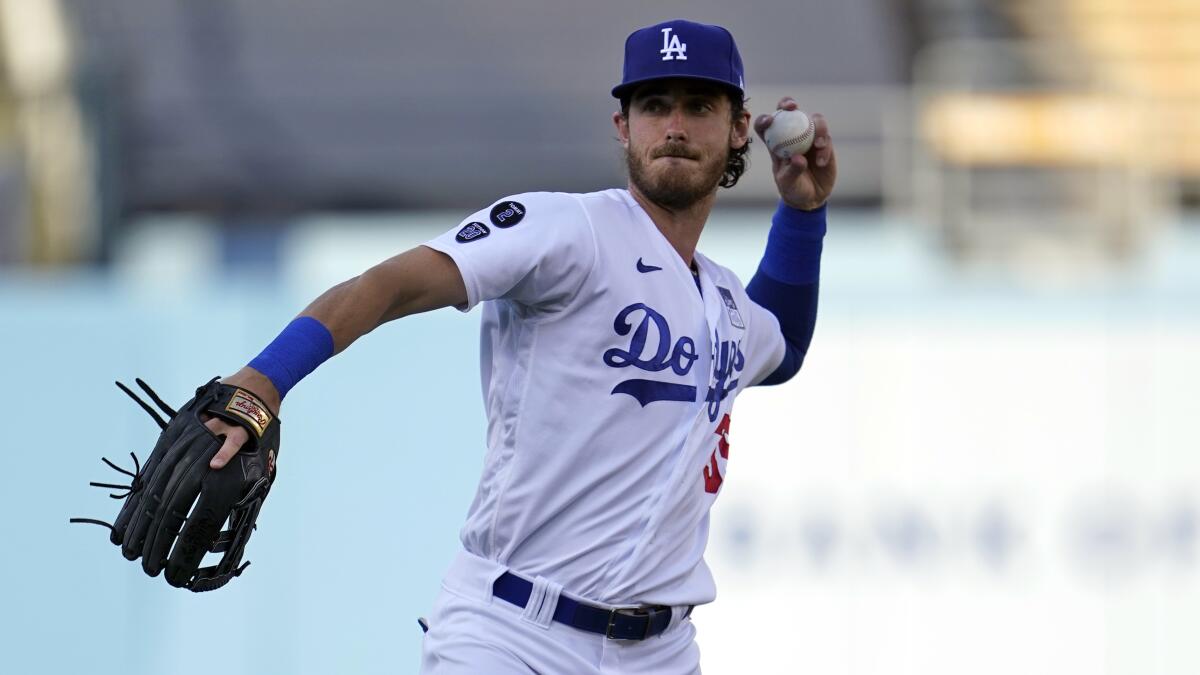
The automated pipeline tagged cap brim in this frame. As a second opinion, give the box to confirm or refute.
[611,74,744,100]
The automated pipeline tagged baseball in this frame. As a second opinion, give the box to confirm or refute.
[764,109,815,159]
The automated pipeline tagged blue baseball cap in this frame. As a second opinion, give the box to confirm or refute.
[612,19,745,100]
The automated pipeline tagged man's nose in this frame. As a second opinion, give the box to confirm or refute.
[665,107,688,142]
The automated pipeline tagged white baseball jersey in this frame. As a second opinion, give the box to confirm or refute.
[423,188,785,608]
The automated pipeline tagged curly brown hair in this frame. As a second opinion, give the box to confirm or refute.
[619,89,752,189]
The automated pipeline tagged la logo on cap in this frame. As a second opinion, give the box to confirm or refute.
[659,27,687,61]
[611,20,744,99]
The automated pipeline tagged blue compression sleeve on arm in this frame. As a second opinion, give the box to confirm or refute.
[747,202,826,386]
[757,201,826,284]
[247,316,335,399]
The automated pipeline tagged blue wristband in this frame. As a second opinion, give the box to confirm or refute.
[757,201,827,286]
[248,316,335,399]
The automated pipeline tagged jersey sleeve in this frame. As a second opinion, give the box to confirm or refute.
[422,192,597,313]
[740,291,787,388]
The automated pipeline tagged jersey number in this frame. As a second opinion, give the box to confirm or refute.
[702,413,732,494]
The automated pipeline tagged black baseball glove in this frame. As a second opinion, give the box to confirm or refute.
[72,377,280,592]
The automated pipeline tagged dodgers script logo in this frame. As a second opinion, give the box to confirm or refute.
[603,302,745,421]
[705,331,743,422]
[603,303,697,405]
[660,27,687,61]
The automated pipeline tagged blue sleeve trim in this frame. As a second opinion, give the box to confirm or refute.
[747,274,819,386]
[247,316,335,399]
[747,201,826,386]
[758,201,826,286]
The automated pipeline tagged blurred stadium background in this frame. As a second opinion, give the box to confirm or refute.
[2,0,1197,673]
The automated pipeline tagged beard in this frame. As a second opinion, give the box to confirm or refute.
[626,141,729,212]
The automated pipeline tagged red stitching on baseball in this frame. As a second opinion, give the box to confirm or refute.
[777,126,815,149]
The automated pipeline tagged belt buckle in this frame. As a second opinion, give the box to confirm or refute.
[606,606,652,641]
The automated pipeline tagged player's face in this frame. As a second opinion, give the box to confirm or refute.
[616,80,750,211]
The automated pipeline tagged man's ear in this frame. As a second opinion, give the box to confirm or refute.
[613,111,630,148]
[730,109,751,150]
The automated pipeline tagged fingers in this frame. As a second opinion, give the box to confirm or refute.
[120,427,199,561]
[206,417,250,470]
[111,424,183,547]
[141,433,212,577]
[166,477,239,588]
[753,114,772,140]
[783,152,809,176]
[810,113,834,168]
[753,96,801,141]
[754,98,830,166]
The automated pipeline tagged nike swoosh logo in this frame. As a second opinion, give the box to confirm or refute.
[636,258,662,273]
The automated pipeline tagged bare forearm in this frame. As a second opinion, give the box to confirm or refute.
[299,276,383,355]
[221,277,395,410]
[221,246,465,407]
[300,247,465,354]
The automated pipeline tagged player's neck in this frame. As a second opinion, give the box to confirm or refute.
[627,183,713,267]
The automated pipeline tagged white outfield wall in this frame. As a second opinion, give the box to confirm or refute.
[706,320,1200,674]
[698,213,1200,674]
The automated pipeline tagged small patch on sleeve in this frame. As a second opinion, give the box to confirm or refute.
[489,201,526,228]
[456,222,491,243]
[717,286,746,329]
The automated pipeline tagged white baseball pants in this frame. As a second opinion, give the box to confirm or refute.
[419,549,702,674]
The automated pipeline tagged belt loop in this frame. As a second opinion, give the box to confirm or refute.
[519,575,562,629]
[665,604,692,633]
[484,566,508,605]
[445,549,508,605]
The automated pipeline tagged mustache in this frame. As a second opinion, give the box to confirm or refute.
[651,143,700,160]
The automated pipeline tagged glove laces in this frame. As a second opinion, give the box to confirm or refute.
[69,378,177,531]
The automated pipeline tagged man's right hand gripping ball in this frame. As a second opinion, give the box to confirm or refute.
[72,378,280,592]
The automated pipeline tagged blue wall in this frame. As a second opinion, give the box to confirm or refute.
[3,274,484,674]
[4,210,1198,673]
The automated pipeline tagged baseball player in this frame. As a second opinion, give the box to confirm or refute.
[87,18,835,674]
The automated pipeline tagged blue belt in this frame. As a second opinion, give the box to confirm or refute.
[491,572,686,641]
